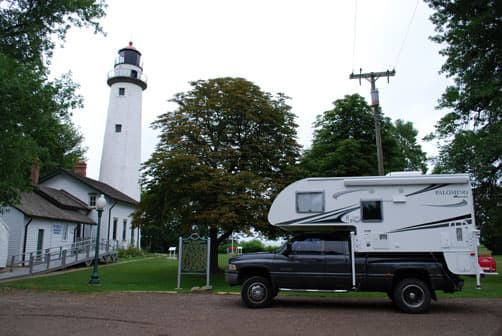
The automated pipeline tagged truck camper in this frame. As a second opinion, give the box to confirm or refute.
[226,174,484,313]
[268,174,480,276]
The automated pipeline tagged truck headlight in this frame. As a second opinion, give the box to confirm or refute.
[228,264,237,272]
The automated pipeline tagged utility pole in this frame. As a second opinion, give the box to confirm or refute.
[350,69,396,176]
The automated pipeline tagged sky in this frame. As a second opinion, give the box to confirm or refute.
[50,0,451,180]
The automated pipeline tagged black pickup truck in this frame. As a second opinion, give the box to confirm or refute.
[225,233,463,313]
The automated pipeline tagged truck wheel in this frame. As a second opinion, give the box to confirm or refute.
[241,276,272,308]
[393,278,431,314]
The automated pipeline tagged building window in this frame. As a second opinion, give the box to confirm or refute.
[89,194,97,207]
[119,87,125,96]
[296,192,324,213]
[62,224,68,240]
[115,124,122,133]
[361,200,383,222]
[122,219,127,241]
[113,218,118,240]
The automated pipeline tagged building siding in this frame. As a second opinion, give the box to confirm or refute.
[41,174,139,248]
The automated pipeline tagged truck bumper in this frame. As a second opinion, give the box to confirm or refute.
[225,271,239,285]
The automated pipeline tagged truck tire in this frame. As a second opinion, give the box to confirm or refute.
[393,278,431,314]
[241,276,272,308]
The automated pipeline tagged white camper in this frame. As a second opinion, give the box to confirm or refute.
[268,174,481,278]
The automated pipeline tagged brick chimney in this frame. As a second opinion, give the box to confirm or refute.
[31,159,40,185]
[74,161,87,177]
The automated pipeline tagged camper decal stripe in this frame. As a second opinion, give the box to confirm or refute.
[275,205,359,226]
[423,200,468,207]
[310,206,360,224]
[405,184,449,197]
[389,214,472,233]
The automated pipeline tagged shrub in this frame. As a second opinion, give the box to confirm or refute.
[118,245,144,258]
[240,239,265,253]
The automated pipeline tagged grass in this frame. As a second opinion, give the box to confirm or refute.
[1,253,500,298]
[0,254,235,293]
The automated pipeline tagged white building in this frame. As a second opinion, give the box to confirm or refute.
[1,185,95,260]
[0,163,140,266]
[0,218,9,268]
[41,163,140,249]
[99,42,147,202]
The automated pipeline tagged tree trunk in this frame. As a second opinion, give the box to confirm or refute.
[209,227,232,274]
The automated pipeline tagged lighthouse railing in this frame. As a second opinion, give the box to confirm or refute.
[107,69,147,83]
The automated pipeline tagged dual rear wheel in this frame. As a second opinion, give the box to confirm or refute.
[393,278,432,314]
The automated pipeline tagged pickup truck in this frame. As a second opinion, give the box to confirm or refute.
[225,233,463,313]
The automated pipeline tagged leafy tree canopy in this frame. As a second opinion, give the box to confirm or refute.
[0,0,106,207]
[136,77,301,270]
[425,0,501,253]
[301,94,427,177]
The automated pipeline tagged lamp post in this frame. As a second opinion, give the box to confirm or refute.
[89,194,107,285]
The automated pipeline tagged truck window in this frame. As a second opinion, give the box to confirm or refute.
[296,192,324,213]
[291,238,322,255]
[361,200,383,222]
[324,240,348,255]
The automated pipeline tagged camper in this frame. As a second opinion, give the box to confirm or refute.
[226,174,482,313]
[268,173,480,276]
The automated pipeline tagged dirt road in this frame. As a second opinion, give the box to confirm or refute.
[0,289,501,336]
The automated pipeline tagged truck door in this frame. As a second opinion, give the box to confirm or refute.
[324,239,352,289]
[277,237,325,289]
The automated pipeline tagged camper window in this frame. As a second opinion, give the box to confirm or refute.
[296,192,324,213]
[361,200,383,222]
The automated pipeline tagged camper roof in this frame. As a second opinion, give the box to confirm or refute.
[302,174,470,187]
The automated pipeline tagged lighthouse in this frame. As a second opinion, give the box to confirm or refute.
[99,42,147,201]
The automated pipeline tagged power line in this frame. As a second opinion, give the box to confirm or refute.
[394,0,419,69]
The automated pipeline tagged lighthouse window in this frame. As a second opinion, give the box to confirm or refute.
[115,124,122,133]
[131,70,138,79]
[118,87,125,96]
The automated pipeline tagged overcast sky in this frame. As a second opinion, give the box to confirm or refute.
[50,0,450,180]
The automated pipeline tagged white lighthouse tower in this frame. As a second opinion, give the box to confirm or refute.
[99,42,147,201]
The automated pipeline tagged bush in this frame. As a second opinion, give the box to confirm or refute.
[118,245,144,258]
[240,240,265,253]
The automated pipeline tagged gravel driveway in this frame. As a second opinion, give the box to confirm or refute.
[1,289,501,336]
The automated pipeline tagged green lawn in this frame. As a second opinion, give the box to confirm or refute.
[0,254,235,293]
[1,253,500,298]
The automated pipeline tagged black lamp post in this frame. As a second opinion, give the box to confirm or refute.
[89,194,107,285]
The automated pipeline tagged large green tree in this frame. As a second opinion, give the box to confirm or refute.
[425,0,501,253]
[301,94,427,177]
[136,77,301,271]
[0,0,106,207]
